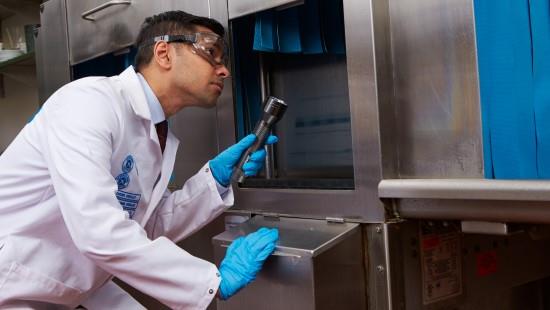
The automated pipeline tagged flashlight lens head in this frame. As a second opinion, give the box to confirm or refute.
[264,96,287,119]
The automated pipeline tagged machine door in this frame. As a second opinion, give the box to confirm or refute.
[66,0,209,65]
[215,0,387,222]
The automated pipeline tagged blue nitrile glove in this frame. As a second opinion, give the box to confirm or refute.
[218,227,279,300]
[209,134,279,186]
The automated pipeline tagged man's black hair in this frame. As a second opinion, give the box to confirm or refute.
[134,10,225,71]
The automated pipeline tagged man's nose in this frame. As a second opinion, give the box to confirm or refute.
[216,64,230,79]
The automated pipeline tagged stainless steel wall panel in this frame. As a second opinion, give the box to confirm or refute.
[372,0,398,180]
[343,0,390,220]
[66,0,210,65]
[36,0,71,102]
[365,223,406,310]
[227,0,303,20]
[389,0,483,178]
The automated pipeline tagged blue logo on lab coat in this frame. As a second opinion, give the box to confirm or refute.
[116,155,134,190]
[122,155,134,173]
[115,173,130,189]
[116,190,141,218]
[115,155,140,218]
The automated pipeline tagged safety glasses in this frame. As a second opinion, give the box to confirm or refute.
[144,32,228,67]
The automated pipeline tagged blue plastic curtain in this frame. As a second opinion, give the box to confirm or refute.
[531,0,550,177]
[253,0,345,55]
[474,0,550,179]
[253,10,278,52]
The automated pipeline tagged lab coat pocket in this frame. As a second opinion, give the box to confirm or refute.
[0,261,83,306]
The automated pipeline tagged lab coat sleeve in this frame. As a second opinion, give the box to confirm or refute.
[40,84,220,310]
[144,164,234,242]
[80,280,146,310]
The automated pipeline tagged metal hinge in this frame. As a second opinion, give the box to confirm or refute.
[326,217,345,223]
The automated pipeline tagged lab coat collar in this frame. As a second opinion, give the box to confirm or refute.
[118,66,152,121]
[136,72,166,125]
[117,65,180,154]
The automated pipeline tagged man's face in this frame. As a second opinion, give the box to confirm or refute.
[169,25,230,109]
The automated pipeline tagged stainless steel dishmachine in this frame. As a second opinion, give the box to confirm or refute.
[36,0,550,309]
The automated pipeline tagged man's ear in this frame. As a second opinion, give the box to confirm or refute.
[153,41,172,70]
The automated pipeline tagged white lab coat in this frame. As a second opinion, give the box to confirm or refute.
[0,66,233,309]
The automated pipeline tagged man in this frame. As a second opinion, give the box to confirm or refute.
[0,10,278,309]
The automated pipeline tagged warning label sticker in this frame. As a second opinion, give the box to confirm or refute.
[420,223,462,304]
[476,251,498,276]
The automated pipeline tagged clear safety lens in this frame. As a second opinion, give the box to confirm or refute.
[192,32,228,67]
[147,32,229,68]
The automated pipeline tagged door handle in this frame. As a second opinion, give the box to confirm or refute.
[220,244,302,258]
[81,0,132,21]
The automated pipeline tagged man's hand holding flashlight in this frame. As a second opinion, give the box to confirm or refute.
[209,134,278,187]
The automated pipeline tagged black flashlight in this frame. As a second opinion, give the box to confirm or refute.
[232,96,287,183]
